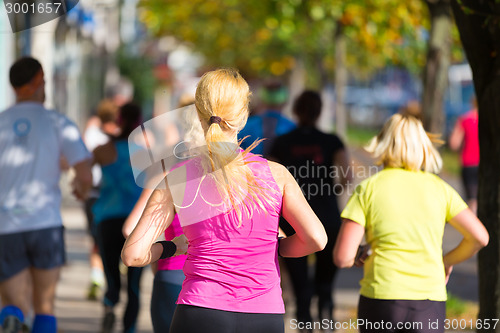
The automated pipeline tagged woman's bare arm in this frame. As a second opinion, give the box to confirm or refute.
[92,142,117,167]
[269,161,327,257]
[333,219,365,268]
[121,186,177,267]
[443,208,489,282]
[122,189,153,238]
[449,120,464,152]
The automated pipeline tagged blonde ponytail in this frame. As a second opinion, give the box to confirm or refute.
[194,69,278,224]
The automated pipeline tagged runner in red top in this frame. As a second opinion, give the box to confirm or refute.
[449,96,479,214]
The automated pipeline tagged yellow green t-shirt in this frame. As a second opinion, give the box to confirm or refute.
[341,168,468,301]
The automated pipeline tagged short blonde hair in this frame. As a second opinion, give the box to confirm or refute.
[366,113,443,173]
[97,99,119,124]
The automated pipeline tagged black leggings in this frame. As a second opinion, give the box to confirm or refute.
[170,305,284,333]
[461,166,479,200]
[358,295,446,333]
[97,217,144,332]
[283,225,338,322]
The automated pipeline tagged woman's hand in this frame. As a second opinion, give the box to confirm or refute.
[71,177,88,201]
[354,245,371,267]
[444,265,453,284]
[172,234,189,256]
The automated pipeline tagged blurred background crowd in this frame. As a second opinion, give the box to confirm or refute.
[0,0,476,141]
[1,0,497,332]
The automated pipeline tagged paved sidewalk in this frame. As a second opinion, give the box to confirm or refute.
[58,205,154,333]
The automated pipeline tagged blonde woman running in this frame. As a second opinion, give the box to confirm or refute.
[334,112,489,333]
[122,69,327,333]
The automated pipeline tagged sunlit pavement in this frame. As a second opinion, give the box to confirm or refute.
[58,205,154,333]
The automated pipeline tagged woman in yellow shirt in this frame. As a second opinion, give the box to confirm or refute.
[334,112,488,333]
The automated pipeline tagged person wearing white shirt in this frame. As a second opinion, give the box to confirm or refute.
[0,57,92,333]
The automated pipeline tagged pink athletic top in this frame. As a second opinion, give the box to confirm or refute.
[176,153,284,314]
[459,110,479,167]
[157,215,186,271]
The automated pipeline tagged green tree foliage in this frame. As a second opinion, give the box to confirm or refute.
[116,46,158,107]
[138,0,430,81]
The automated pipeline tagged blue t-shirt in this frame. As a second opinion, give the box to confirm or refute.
[238,110,295,156]
[93,140,142,224]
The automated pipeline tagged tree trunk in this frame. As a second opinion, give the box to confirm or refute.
[284,58,306,120]
[422,0,452,134]
[334,21,347,140]
[315,57,335,133]
[451,1,500,330]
